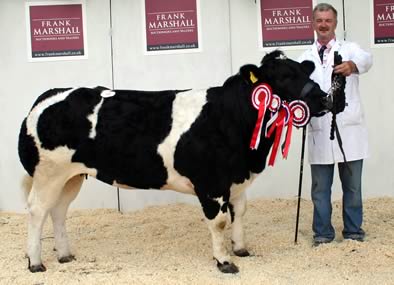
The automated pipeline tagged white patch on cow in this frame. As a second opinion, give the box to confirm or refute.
[230,191,247,252]
[100,90,115,98]
[26,88,77,145]
[38,147,98,179]
[158,89,207,195]
[87,98,104,139]
[214,196,225,207]
[228,177,256,254]
[229,174,257,198]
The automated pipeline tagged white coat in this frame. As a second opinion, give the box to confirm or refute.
[298,40,373,164]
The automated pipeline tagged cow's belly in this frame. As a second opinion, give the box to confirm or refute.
[110,170,195,195]
[161,171,196,195]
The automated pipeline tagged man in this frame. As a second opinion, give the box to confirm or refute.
[298,3,373,246]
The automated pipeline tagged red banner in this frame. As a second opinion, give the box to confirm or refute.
[259,0,314,48]
[144,0,200,53]
[27,3,86,60]
[373,0,394,46]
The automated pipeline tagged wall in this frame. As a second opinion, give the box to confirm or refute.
[0,0,392,212]
[344,0,394,200]
[108,0,232,210]
[0,0,117,211]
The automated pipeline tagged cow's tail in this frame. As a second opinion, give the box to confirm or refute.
[22,174,33,200]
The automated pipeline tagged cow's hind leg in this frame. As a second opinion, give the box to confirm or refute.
[200,195,239,274]
[50,175,84,264]
[27,175,68,272]
[230,191,250,257]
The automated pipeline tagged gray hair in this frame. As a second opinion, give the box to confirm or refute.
[313,3,338,20]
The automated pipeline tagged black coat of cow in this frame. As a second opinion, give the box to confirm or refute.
[18,51,330,274]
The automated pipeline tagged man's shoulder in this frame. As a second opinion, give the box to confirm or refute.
[337,40,361,49]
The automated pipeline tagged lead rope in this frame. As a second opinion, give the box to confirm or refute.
[329,51,352,176]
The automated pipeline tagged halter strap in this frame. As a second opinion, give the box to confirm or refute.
[299,81,316,99]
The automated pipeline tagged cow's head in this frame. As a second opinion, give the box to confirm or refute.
[240,50,332,117]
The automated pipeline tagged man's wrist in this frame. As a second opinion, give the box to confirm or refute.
[350,61,359,73]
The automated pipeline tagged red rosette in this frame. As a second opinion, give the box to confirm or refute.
[269,94,281,113]
[251,84,272,110]
[250,83,273,150]
[282,102,291,125]
[289,100,310,127]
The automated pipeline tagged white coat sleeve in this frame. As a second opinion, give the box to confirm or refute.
[348,42,373,75]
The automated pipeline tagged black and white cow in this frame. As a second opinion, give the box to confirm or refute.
[18,51,331,274]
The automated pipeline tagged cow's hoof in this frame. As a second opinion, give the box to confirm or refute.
[58,255,76,263]
[29,263,47,273]
[217,261,239,274]
[234,248,250,257]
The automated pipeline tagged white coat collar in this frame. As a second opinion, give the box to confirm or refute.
[326,41,343,64]
[309,40,343,65]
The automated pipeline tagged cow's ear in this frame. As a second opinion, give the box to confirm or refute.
[239,64,260,85]
[300,60,315,76]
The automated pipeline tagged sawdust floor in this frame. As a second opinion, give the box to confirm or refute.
[1,198,393,285]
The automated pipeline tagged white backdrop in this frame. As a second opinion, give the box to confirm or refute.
[0,0,393,212]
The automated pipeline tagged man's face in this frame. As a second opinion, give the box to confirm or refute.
[312,10,337,43]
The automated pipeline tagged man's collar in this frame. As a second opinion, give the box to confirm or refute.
[316,38,336,50]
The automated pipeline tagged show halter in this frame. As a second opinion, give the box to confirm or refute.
[249,83,310,166]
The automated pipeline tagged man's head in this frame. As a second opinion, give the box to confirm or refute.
[312,3,338,44]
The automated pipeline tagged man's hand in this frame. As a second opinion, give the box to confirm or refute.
[333,60,358,77]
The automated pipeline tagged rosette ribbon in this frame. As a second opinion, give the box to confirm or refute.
[266,107,287,166]
[249,84,311,167]
[289,100,310,128]
[265,101,310,165]
[249,83,273,150]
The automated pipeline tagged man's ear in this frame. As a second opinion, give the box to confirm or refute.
[300,60,315,76]
[239,64,260,85]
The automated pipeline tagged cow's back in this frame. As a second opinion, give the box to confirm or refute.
[19,87,201,190]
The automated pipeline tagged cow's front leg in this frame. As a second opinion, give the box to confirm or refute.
[230,191,250,257]
[202,196,239,274]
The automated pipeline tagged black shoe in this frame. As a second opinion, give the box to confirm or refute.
[343,229,365,242]
[344,235,365,242]
[313,238,333,247]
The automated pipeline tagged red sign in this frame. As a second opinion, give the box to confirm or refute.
[27,3,86,60]
[373,0,394,45]
[144,0,200,53]
[259,0,314,48]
